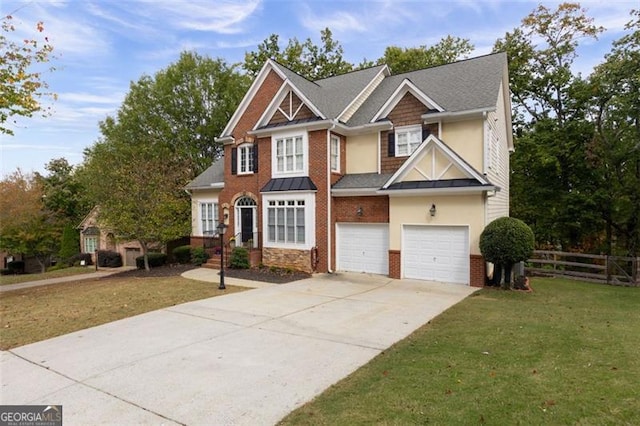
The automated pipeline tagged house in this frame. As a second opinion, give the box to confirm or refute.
[186,53,513,287]
[77,207,154,266]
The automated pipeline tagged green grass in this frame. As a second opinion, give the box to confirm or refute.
[0,275,246,349]
[281,278,640,425]
[0,266,97,285]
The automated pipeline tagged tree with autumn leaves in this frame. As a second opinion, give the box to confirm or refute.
[0,14,56,135]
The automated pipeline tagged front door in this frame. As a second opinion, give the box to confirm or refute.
[241,208,253,243]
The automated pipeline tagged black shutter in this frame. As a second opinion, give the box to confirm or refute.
[231,148,237,175]
[422,127,430,141]
[387,132,395,157]
[253,144,258,173]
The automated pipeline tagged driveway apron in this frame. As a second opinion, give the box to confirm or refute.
[1,272,476,425]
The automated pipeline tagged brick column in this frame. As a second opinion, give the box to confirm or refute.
[470,254,486,287]
[389,250,401,279]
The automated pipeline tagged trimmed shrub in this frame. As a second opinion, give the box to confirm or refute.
[191,247,209,266]
[1,268,12,275]
[96,250,123,268]
[135,252,167,269]
[229,247,250,269]
[172,245,192,264]
[7,261,25,274]
[58,224,79,263]
[68,253,93,266]
[480,217,535,288]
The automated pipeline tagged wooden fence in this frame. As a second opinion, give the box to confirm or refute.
[525,250,639,286]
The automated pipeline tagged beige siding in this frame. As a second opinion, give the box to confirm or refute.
[440,119,484,172]
[190,189,221,236]
[345,133,378,173]
[389,194,485,254]
[485,81,510,224]
[340,71,386,122]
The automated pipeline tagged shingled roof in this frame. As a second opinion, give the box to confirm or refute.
[185,160,224,190]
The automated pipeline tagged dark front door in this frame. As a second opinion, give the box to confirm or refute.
[241,208,253,243]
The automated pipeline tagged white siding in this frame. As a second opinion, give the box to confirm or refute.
[485,81,510,224]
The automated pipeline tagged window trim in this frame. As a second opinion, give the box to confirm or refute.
[199,199,219,236]
[271,130,308,178]
[262,192,315,250]
[330,134,340,173]
[237,143,254,175]
[84,236,98,253]
[395,124,422,157]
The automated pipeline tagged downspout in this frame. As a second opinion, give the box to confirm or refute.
[327,122,336,273]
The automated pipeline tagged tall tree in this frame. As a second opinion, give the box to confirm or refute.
[81,125,192,271]
[39,158,90,226]
[0,170,59,272]
[588,10,640,256]
[0,14,56,135]
[494,2,604,250]
[244,28,353,80]
[378,36,474,73]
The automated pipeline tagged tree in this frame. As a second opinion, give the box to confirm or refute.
[1,14,56,135]
[39,158,90,226]
[58,223,79,262]
[0,170,59,272]
[480,217,535,288]
[587,10,640,256]
[81,121,192,271]
[494,3,604,250]
[377,36,474,73]
[244,28,353,80]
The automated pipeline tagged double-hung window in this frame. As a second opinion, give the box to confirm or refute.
[267,199,306,244]
[275,135,304,174]
[201,202,219,235]
[238,145,254,174]
[395,125,422,157]
[330,135,340,172]
[84,236,98,253]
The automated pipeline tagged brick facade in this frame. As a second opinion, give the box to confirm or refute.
[470,254,486,287]
[389,250,401,279]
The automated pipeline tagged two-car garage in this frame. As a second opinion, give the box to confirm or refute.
[336,223,470,285]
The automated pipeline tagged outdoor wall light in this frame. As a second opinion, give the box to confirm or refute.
[429,204,437,217]
[356,206,363,217]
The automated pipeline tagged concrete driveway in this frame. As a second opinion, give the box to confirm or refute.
[1,272,477,425]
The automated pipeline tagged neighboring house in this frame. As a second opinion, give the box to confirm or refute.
[77,207,149,266]
[186,53,513,287]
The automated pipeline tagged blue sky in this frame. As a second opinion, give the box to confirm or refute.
[0,0,636,177]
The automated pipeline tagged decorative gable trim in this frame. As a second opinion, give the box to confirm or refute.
[218,60,288,140]
[255,81,325,130]
[382,134,490,189]
[371,79,444,123]
[338,65,390,123]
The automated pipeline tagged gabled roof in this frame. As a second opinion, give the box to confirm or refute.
[220,52,509,139]
[185,160,224,190]
[380,134,497,194]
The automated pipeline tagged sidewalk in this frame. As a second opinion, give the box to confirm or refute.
[0,267,135,293]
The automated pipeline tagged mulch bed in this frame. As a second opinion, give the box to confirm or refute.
[102,264,310,284]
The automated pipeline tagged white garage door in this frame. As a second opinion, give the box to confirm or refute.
[337,223,389,275]
[403,225,469,284]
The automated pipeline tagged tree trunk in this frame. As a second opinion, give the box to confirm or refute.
[502,262,514,289]
[139,240,150,271]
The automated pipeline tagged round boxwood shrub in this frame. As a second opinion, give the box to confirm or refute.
[191,247,209,266]
[135,252,167,269]
[480,217,534,288]
[172,245,192,264]
[229,247,249,269]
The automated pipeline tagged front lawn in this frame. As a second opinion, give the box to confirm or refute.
[0,274,246,350]
[281,278,640,425]
[0,266,96,286]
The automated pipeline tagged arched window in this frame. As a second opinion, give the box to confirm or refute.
[235,196,256,207]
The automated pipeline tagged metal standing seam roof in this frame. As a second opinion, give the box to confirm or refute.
[261,177,318,192]
[385,178,494,191]
[185,160,224,190]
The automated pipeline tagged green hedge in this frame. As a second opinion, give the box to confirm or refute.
[135,253,167,269]
[191,247,209,266]
[229,247,249,269]
[97,250,123,267]
[172,245,192,264]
